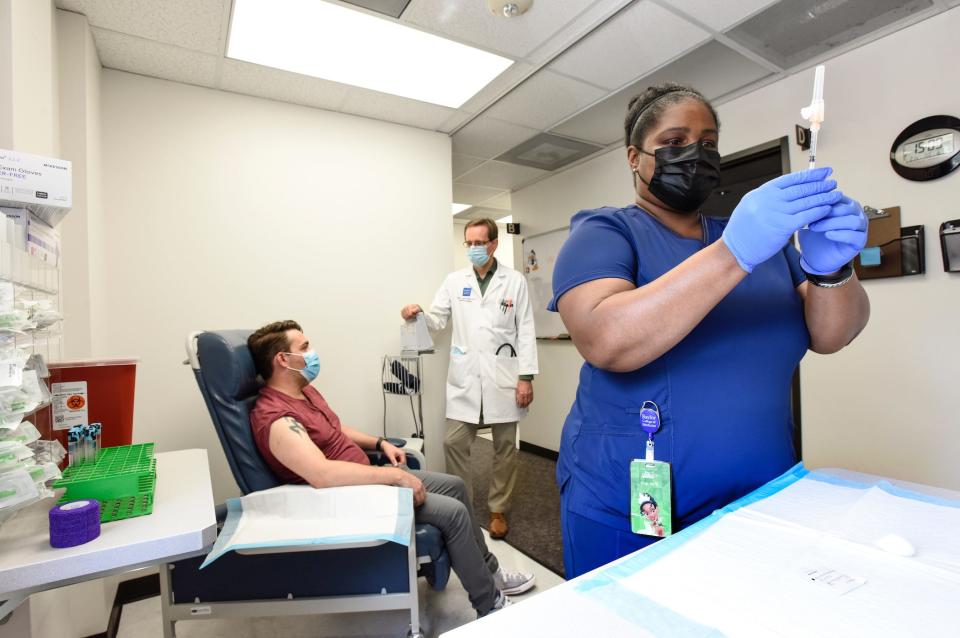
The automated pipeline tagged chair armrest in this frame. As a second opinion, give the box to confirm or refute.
[367,448,426,470]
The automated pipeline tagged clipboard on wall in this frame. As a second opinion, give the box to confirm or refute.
[854,206,900,279]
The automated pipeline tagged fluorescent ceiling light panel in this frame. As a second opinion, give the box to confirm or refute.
[452,203,472,215]
[229,0,514,108]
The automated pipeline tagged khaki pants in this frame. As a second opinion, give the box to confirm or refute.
[444,418,518,514]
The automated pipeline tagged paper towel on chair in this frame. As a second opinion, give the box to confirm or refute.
[201,484,414,568]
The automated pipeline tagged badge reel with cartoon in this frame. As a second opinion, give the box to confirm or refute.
[630,401,673,537]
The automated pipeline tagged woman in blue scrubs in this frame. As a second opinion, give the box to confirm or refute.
[549,83,870,578]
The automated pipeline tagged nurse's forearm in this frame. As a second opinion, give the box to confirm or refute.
[802,275,870,353]
[559,239,746,372]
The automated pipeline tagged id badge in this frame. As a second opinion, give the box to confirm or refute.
[630,459,672,537]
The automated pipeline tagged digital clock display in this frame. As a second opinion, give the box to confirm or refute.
[891,116,960,180]
[902,132,954,164]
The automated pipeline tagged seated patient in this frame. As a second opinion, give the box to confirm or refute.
[247,320,535,617]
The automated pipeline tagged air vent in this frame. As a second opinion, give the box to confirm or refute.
[496,133,603,171]
[726,0,933,69]
[340,0,412,19]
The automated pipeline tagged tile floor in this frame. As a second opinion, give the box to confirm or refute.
[118,530,564,638]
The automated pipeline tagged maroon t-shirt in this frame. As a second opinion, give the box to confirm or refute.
[250,385,370,484]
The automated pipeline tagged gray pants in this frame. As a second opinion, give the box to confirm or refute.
[444,420,518,513]
[409,469,500,612]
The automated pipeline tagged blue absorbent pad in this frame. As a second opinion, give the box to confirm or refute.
[573,464,960,637]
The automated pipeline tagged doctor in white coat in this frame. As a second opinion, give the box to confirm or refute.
[402,218,538,539]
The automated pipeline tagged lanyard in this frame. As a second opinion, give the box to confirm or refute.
[639,401,660,461]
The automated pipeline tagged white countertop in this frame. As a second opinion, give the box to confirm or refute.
[0,448,217,599]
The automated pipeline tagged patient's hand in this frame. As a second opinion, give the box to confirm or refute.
[395,470,427,507]
[381,442,407,467]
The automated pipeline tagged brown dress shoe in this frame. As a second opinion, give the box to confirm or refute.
[489,512,508,539]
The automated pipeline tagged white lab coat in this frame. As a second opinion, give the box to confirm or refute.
[424,262,538,424]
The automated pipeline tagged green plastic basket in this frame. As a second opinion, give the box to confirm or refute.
[54,443,157,523]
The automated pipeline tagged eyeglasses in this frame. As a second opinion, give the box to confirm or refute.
[464,241,491,248]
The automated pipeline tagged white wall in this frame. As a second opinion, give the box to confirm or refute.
[2,0,59,155]
[511,7,960,490]
[57,9,103,359]
[99,70,454,501]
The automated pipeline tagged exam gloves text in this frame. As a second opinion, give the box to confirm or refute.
[721,167,841,273]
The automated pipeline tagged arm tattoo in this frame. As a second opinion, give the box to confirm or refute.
[285,417,306,436]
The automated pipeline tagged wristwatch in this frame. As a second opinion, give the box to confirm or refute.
[375,437,385,452]
[805,262,854,288]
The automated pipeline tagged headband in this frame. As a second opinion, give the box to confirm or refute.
[628,89,694,144]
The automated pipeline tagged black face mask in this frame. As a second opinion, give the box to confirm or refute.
[636,142,721,212]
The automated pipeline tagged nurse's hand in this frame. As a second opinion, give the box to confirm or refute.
[516,380,533,408]
[722,167,842,273]
[401,304,423,320]
[798,195,867,275]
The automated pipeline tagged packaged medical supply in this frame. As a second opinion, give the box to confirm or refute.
[0,420,41,447]
[27,461,61,485]
[0,441,34,471]
[33,438,66,465]
[0,468,40,511]
[0,150,73,227]
[19,298,61,329]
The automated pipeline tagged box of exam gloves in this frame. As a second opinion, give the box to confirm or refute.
[0,149,72,227]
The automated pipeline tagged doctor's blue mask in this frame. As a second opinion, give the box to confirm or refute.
[467,245,490,267]
[634,141,721,213]
[283,350,320,382]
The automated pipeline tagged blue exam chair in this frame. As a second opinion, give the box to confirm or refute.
[158,330,450,638]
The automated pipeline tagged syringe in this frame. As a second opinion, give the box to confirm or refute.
[800,65,825,169]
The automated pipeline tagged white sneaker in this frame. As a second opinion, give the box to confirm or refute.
[478,589,512,618]
[495,567,536,595]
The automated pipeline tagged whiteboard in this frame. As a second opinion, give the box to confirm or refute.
[522,228,570,339]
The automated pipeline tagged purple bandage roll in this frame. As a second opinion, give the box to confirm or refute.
[49,500,101,548]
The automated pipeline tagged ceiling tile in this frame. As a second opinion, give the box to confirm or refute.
[478,191,512,211]
[549,0,710,90]
[92,28,219,87]
[456,160,549,190]
[458,61,535,115]
[58,0,227,54]
[400,0,598,59]
[451,116,539,160]
[219,59,351,111]
[453,154,487,179]
[660,0,781,32]
[524,0,633,64]
[452,183,509,206]
[726,0,935,69]
[340,0,412,18]
[338,88,455,131]
[483,70,606,130]
[552,40,773,146]
[550,95,628,147]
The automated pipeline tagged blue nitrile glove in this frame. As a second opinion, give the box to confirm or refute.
[722,167,841,273]
[798,195,868,275]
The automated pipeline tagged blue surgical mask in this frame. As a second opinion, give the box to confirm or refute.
[467,245,490,267]
[285,350,320,382]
